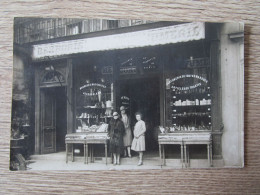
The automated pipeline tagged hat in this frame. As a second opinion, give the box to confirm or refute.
[113,112,119,116]
[120,106,126,111]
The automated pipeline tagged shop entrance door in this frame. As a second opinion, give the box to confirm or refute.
[40,87,67,154]
[119,77,160,152]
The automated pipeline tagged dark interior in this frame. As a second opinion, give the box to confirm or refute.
[119,77,160,151]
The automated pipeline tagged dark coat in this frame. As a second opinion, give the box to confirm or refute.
[108,118,125,154]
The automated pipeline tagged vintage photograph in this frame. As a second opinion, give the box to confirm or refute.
[10,18,244,170]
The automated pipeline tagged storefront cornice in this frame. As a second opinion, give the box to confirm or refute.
[31,22,205,61]
[23,21,182,47]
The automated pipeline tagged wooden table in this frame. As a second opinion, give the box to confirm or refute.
[65,133,108,164]
[158,133,184,168]
[158,131,212,168]
[65,133,87,163]
[85,133,108,165]
[182,132,212,167]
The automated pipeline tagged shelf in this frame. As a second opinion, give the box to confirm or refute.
[172,112,211,117]
[76,106,107,110]
[172,104,211,107]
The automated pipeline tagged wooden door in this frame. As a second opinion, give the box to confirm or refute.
[41,88,56,154]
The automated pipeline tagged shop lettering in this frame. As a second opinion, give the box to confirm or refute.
[120,67,137,75]
[186,57,210,68]
[80,83,107,90]
[101,66,113,74]
[121,96,130,101]
[166,74,208,91]
[167,74,208,85]
[171,83,202,90]
[32,22,205,60]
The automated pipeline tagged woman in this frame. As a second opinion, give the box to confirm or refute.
[108,112,125,165]
[131,112,146,166]
[120,106,132,158]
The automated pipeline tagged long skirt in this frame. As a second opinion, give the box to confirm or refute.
[109,134,124,154]
[123,127,132,147]
[131,135,145,152]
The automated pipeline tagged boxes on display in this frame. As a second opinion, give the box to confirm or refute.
[76,80,113,133]
[165,71,212,132]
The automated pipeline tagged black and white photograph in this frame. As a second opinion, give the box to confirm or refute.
[10,18,244,170]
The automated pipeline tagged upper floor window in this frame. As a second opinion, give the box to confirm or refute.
[66,22,82,35]
[107,20,118,29]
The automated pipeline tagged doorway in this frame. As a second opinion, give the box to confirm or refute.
[40,87,67,154]
[119,77,160,152]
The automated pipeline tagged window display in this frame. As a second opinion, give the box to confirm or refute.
[165,61,211,132]
[75,64,114,133]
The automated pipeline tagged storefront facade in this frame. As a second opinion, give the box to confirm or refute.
[13,19,244,168]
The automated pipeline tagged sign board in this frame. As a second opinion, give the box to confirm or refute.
[32,22,205,60]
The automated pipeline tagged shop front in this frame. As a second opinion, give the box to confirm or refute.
[32,22,223,167]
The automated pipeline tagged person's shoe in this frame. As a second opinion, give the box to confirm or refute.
[113,162,116,166]
[138,161,143,166]
[128,154,132,158]
[117,161,120,165]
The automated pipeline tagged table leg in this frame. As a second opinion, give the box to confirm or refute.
[163,145,165,166]
[184,144,187,168]
[159,144,162,167]
[86,144,88,164]
[210,143,213,167]
[181,144,183,168]
[187,145,189,166]
[91,145,94,163]
[105,143,107,165]
[72,144,74,162]
[84,143,86,164]
[207,144,210,167]
[66,143,68,163]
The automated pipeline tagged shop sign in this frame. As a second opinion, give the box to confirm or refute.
[166,74,208,91]
[186,57,210,68]
[101,66,113,74]
[142,56,157,72]
[80,83,106,90]
[120,66,137,75]
[32,22,205,60]
[121,96,130,108]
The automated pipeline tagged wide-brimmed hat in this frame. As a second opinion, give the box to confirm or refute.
[113,112,119,116]
[120,106,126,111]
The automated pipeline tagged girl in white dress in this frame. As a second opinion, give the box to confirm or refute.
[131,112,146,166]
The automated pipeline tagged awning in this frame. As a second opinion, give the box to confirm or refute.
[32,22,205,60]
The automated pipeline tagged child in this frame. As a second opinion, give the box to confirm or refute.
[131,112,146,166]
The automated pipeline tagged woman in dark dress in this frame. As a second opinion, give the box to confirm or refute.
[108,112,125,165]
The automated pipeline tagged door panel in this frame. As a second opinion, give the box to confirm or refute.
[41,88,56,154]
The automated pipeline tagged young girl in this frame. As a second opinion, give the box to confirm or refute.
[131,112,146,166]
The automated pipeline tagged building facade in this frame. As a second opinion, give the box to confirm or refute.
[11,18,244,169]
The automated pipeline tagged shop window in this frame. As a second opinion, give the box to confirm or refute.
[67,22,82,35]
[165,58,211,132]
[75,64,114,132]
[107,20,118,29]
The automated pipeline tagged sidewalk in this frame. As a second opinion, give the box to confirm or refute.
[26,151,182,171]
[26,151,219,170]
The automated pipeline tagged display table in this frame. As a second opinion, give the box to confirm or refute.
[182,132,212,167]
[65,133,87,163]
[158,131,212,168]
[85,133,109,164]
[65,132,109,164]
[158,133,184,167]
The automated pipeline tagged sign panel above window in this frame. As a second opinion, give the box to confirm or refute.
[32,22,205,60]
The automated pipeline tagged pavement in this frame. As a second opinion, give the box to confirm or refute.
[26,151,220,170]
[26,151,182,171]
